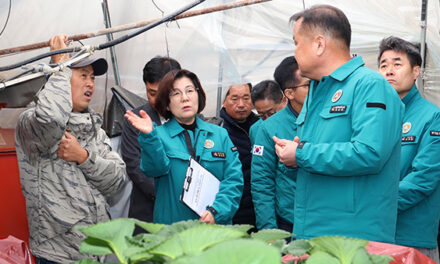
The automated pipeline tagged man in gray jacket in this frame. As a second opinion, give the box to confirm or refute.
[15,34,127,263]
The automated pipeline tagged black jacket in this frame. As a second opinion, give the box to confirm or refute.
[121,102,161,234]
[220,107,260,228]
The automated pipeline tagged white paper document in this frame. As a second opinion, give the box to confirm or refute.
[180,157,220,216]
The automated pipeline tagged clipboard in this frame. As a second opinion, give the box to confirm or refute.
[180,157,220,216]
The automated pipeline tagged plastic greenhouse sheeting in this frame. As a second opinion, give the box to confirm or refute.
[0,0,439,128]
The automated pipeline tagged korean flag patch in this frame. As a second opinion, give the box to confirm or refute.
[252,145,264,156]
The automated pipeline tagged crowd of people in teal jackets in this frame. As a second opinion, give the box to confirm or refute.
[17,3,440,264]
[123,4,440,262]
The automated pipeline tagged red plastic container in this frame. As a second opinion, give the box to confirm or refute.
[0,129,30,245]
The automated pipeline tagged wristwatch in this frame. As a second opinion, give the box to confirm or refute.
[206,206,218,216]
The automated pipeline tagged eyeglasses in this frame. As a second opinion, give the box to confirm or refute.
[169,86,198,99]
[285,82,310,90]
[257,109,277,120]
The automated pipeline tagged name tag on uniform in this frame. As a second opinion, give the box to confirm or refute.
[430,131,440,137]
[402,136,416,142]
[212,152,226,158]
[330,105,347,113]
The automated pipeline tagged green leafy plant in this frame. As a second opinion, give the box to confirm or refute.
[283,236,394,264]
[74,218,393,264]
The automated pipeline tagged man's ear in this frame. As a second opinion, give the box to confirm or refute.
[412,65,421,80]
[314,35,326,56]
[284,89,295,101]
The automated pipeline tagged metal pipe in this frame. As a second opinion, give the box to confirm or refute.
[101,0,121,86]
[418,0,428,91]
[216,0,227,117]
[0,0,205,72]
[0,0,272,56]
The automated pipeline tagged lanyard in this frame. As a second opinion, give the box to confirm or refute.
[183,130,196,159]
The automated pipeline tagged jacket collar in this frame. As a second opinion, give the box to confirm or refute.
[68,109,101,136]
[220,107,259,127]
[401,84,418,106]
[166,115,214,138]
[287,102,299,117]
[329,56,365,82]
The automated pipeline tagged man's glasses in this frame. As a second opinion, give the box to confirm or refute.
[257,109,277,119]
[285,82,310,90]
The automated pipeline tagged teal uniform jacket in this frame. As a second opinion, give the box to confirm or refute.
[249,118,262,145]
[396,85,440,249]
[294,56,403,243]
[138,116,244,225]
[251,105,298,230]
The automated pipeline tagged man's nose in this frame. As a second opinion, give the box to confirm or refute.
[237,98,246,107]
[386,67,394,76]
[86,77,94,87]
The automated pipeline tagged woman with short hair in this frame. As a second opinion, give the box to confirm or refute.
[125,69,243,225]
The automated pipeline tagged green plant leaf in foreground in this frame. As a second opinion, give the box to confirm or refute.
[349,248,375,264]
[284,239,313,257]
[306,250,341,264]
[150,224,247,259]
[170,238,282,264]
[310,236,369,264]
[155,220,204,239]
[75,218,136,263]
[270,239,287,252]
[251,228,292,242]
[78,237,114,255]
[368,253,394,264]
[75,259,102,264]
[133,219,165,234]
[224,224,254,233]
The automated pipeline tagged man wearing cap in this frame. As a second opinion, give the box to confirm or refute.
[15,34,126,263]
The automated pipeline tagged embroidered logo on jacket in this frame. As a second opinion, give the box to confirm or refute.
[332,89,343,103]
[402,122,412,134]
[204,139,214,149]
[252,145,264,156]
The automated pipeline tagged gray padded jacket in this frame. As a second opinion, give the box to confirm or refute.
[15,68,126,263]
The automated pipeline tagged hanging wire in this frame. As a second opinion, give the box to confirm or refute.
[103,49,109,122]
[302,0,305,10]
[0,0,12,36]
[0,0,205,72]
[152,0,173,58]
